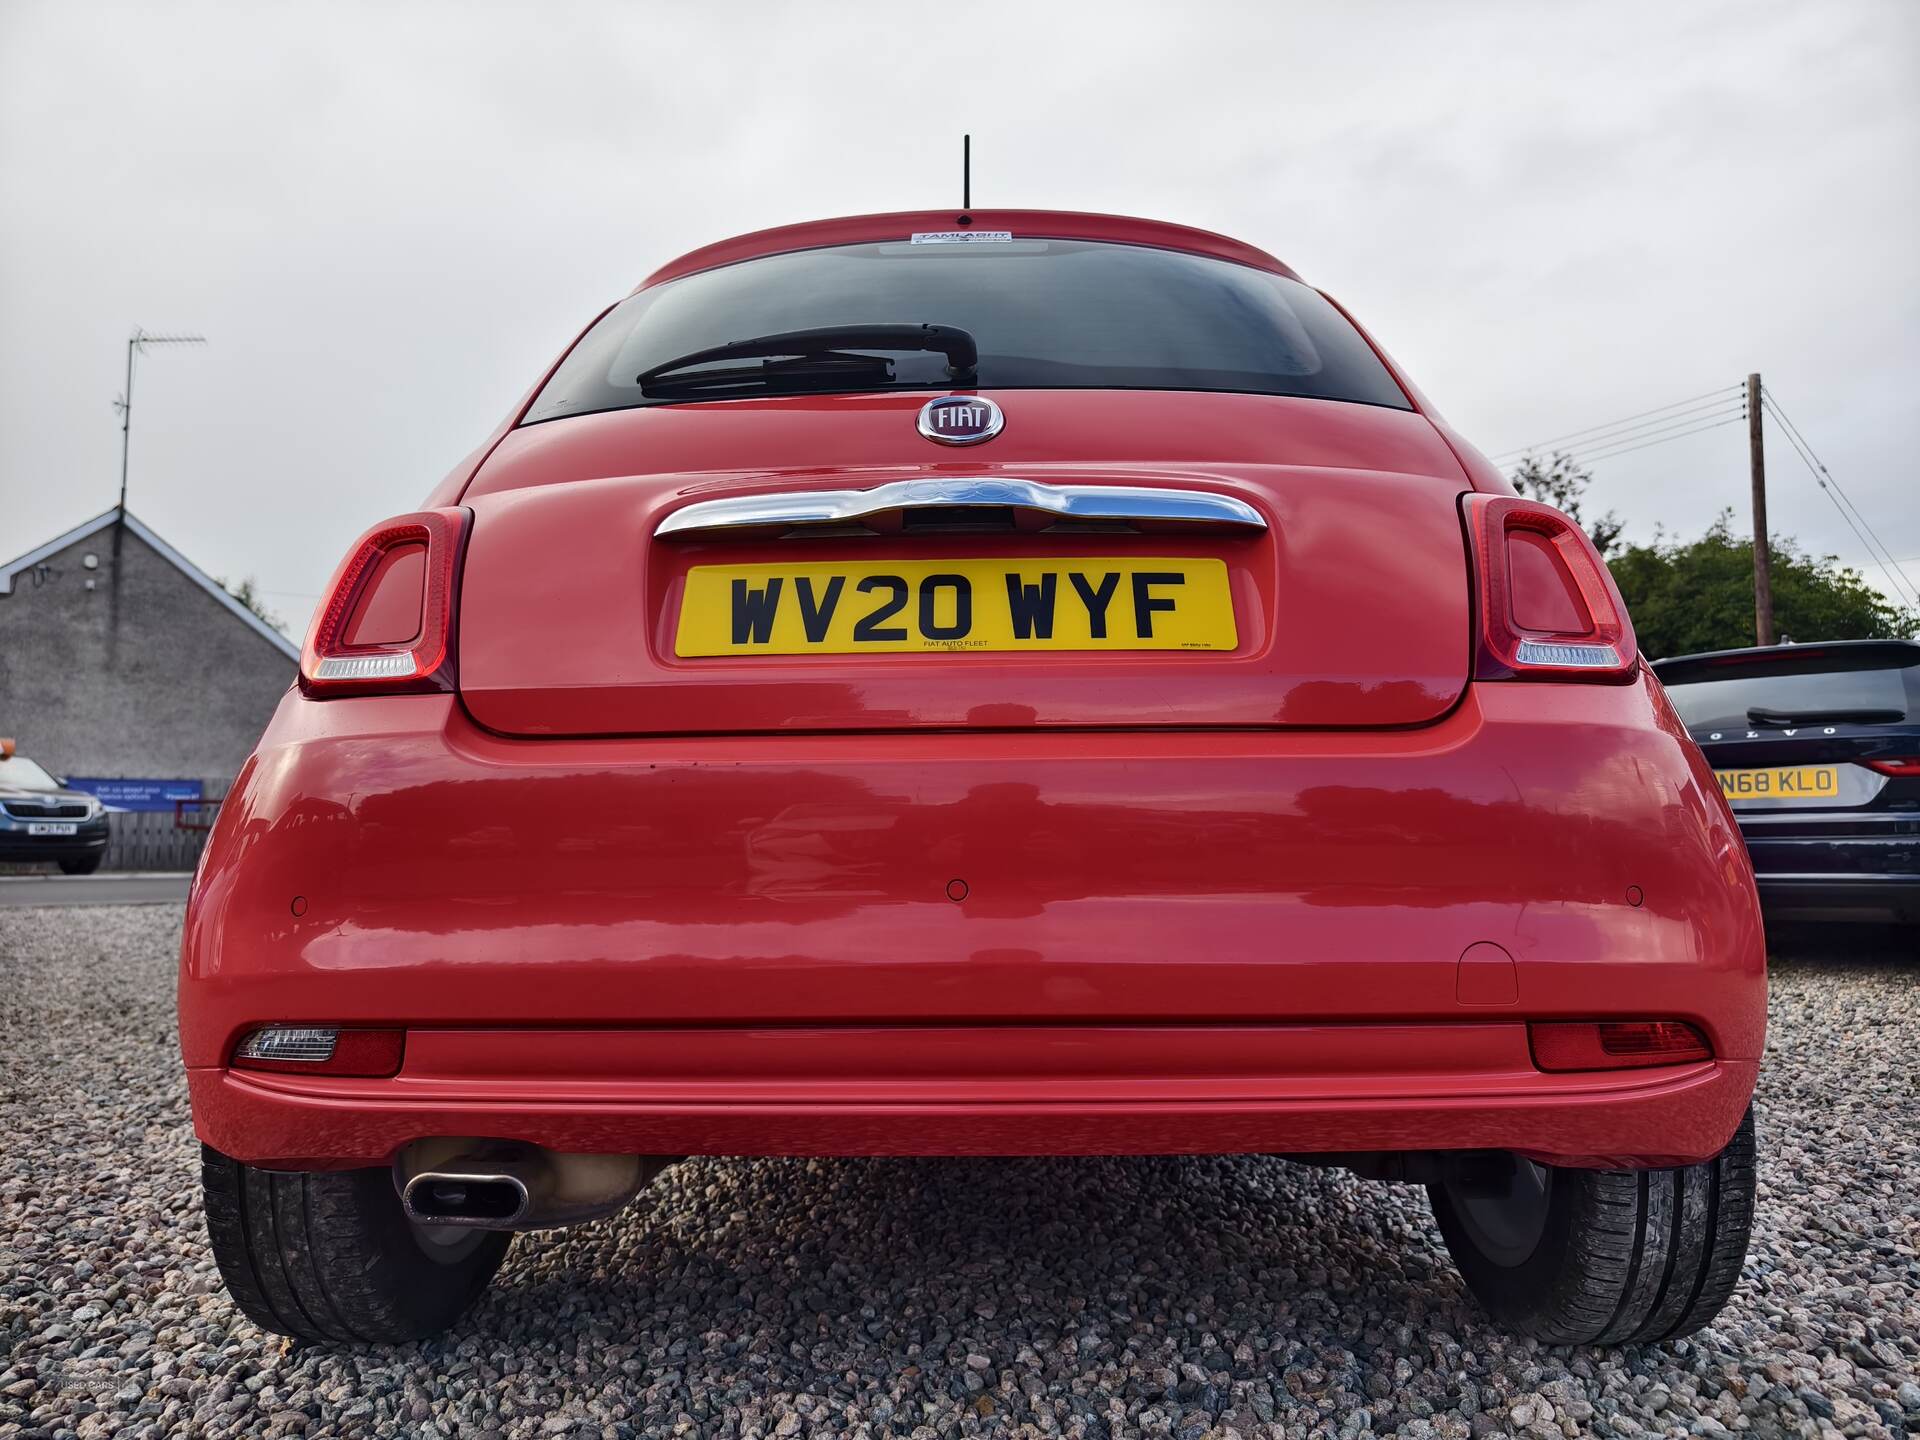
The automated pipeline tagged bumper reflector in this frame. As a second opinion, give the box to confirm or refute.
[1530,1020,1711,1072]
[232,1027,404,1077]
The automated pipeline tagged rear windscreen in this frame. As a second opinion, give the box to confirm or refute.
[523,238,1413,423]
[1660,662,1915,730]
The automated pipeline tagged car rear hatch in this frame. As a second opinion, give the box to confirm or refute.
[455,390,1475,735]
[1653,640,1920,881]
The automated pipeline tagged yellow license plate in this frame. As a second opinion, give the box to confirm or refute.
[676,557,1236,657]
[1715,765,1840,800]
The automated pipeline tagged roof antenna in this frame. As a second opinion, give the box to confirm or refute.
[962,134,971,215]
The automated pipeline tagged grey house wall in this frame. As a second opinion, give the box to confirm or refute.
[0,522,294,786]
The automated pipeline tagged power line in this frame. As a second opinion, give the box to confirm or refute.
[1761,389,1916,606]
[1761,388,1913,595]
[1488,384,1743,462]
[1491,382,1917,613]
[1505,400,1748,468]
[1565,414,1748,468]
[1489,385,1741,460]
[1764,412,1914,609]
[1543,404,1747,468]
[1776,444,1911,606]
[1492,398,1745,466]
[1505,406,1747,471]
[1760,389,1918,609]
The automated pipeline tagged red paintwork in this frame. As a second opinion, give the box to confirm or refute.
[190,1038,1751,1173]
[181,676,1764,1169]
[461,387,1458,503]
[635,209,1304,290]
[177,209,1766,1173]
[458,392,1474,734]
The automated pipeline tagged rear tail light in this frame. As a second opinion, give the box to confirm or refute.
[1466,495,1636,681]
[1530,1020,1711,1072]
[232,1027,405,1077]
[300,508,468,696]
[1863,757,1920,777]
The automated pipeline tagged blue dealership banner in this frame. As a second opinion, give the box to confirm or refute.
[66,778,204,813]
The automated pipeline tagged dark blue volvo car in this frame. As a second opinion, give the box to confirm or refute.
[1653,640,1920,925]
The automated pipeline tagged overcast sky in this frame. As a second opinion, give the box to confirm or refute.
[3,0,1916,632]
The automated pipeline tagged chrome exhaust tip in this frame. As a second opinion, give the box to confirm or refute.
[394,1140,677,1232]
[401,1170,532,1227]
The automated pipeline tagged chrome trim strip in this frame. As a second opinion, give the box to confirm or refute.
[655,478,1266,537]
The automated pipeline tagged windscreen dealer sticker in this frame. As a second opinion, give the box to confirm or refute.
[910,231,1013,244]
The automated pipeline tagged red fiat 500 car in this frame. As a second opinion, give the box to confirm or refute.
[180,210,1764,1345]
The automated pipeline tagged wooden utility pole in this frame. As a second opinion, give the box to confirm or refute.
[1747,372,1774,646]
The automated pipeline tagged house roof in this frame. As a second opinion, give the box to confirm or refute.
[0,507,300,660]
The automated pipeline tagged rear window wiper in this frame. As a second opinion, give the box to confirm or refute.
[638,351,897,398]
[637,323,978,394]
[1746,705,1906,727]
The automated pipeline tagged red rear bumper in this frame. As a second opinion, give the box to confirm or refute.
[190,1024,1756,1171]
[180,675,1765,1169]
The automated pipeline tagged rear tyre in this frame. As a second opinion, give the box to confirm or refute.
[1429,1108,1756,1344]
[58,855,102,875]
[200,1144,511,1342]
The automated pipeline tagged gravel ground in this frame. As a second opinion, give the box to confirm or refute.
[1,906,1915,1440]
